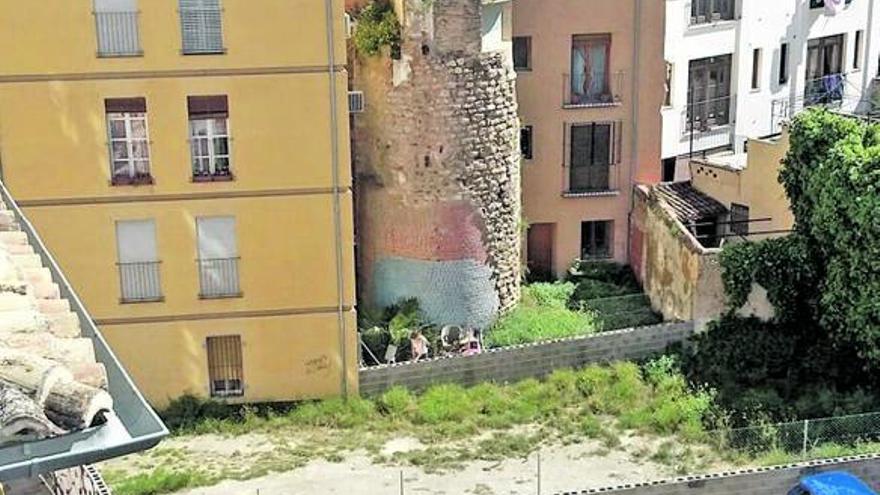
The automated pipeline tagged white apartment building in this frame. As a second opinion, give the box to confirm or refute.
[661,0,880,179]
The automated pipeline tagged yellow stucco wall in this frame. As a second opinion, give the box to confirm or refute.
[0,0,357,406]
[691,132,795,239]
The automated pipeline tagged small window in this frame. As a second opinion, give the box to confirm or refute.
[197,216,241,298]
[581,220,613,259]
[188,95,231,181]
[854,30,864,70]
[730,203,750,236]
[513,36,531,71]
[116,219,162,302]
[105,98,152,185]
[751,48,762,90]
[179,0,224,54]
[779,43,790,84]
[206,335,244,397]
[94,0,141,57]
[521,126,533,160]
[664,62,673,107]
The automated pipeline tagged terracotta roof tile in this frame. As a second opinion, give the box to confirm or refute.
[654,181,728,223]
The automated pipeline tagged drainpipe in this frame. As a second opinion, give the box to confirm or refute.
[324,0,349,398]
[626,0,643,265]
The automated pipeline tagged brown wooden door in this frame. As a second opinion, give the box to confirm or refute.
[527,223,555,282]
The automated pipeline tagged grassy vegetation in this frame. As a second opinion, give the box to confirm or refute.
[106,359,719,495]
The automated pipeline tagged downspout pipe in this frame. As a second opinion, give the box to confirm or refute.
[324,0,349,398]
[626,0,642,265]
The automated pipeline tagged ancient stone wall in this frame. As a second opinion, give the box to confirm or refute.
[352,0,521,328]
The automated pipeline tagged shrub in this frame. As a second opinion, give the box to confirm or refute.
[353,1,400,56]
[290,398,377,428]
[111,469,208,495]
[567,260,640,289]
[160,394,236,433]
[378,386,416,417]
[486,306,597,348]
[417,384,474,424]
[524,282,576,309]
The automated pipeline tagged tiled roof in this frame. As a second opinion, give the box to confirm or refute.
[654,181,728,223]
[0,180,166,482]
[0,207,113,446]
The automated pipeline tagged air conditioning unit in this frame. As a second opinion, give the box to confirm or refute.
[348,91,365,114]
[711,12,721,21]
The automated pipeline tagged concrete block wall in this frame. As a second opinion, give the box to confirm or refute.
[555,454,880,495]
[359,322,694,395]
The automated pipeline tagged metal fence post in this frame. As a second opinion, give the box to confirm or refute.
[400,470,404,495]
[537,450,542,495]
[802,419,810,458]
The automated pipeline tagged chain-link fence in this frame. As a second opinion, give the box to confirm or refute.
[707,411,880,460]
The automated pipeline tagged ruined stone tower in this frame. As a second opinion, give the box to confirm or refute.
[351,0,521,328]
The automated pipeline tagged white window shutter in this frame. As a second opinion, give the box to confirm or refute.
[95,0,137,12]
[179,0,223,53]
[116,220,158,263]
[197,216,237,259]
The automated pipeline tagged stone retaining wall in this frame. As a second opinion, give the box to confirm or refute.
[359,322,694,395]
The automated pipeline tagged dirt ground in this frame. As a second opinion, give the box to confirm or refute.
[103,429,725,495]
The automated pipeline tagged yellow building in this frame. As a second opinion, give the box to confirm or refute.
[0,0,357,407]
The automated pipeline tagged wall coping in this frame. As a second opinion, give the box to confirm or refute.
[554,453,880,494]
[359,321,692,372]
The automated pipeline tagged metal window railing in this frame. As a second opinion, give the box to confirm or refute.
[805,73,846,106]
[563,71,625,108]
[682,94,736,134]
[94,11,142,57]
[197,257,241,298]
[118,261,162,303]
[562,162,620,196]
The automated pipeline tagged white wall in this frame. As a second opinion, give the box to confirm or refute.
[482,1,514,70]
[662,0,880,160]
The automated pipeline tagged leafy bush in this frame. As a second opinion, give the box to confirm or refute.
[485,305,597,347]
[160,394,237,432]
[524,282,576,309]
[569,279,636,303]
[567,260,640,290]
[417,384,474,424]
[378,386,416,417]
[353,0,400,56]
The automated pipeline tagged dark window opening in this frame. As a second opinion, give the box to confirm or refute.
[513,36,531,71]
[687,55,733,132]
[780,42,790,84]
[521,126,533,159]
[581,220,613,259]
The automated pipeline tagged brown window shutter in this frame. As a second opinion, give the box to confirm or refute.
[188,95,229,119]
[105,97,147,113]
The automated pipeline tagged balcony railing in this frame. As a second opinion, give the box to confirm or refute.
[682,94,736,134]
[562,163,620,197]
[118,261,162,303]
[94,11,142,57]
[563,71,625,108]
[805,73,846,107]
[198,257,241,298]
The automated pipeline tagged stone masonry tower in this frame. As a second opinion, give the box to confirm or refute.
[351,0,521,329]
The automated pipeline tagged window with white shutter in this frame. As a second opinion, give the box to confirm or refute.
[94,0,141,57]
[196,216,241,298]
[116,219,162,302]
[179,0,225,55]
